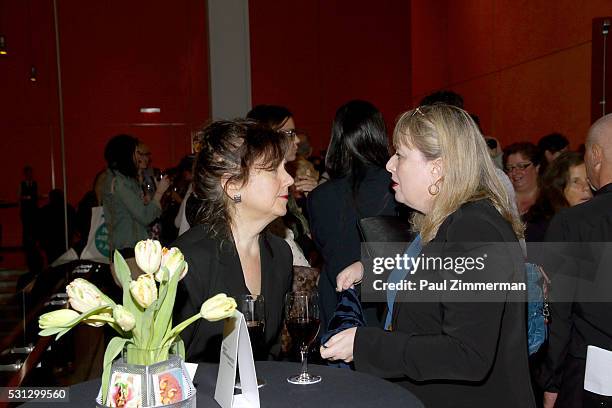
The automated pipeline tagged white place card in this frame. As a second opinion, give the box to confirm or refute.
[214,311,260,408]
[584,345,612,396]
[184,362,198,382]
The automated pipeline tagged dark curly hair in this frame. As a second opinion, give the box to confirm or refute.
[246,105,293,130]
[189,120,291,240]
[525,151,585,223]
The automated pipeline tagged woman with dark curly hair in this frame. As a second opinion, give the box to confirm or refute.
[246,104,317,266]
[524,151,592,241]
[172,120,294,362]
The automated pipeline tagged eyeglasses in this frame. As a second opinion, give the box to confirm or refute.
[279,129,297,138]
[505,162,533,173]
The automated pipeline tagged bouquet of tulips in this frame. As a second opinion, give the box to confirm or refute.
[38,239,237,405]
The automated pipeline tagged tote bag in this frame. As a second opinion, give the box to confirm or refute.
[80,206,110,264]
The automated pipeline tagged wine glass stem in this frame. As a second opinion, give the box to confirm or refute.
[300,346,309,376]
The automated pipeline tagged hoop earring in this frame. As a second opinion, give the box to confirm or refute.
[233,194,242,203]
[428,180,441,196]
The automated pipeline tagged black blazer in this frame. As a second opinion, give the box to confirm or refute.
[354,200,536,408]
[308,166,398,328]
[538,183,612,396]
[172,225,293,363]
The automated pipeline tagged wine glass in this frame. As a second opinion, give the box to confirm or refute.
[239,295,265,360]
[285,291,321,385]
[236,295,266,389]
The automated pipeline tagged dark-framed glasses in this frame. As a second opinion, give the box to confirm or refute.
[505,162,533,173]
[279,129,297,138]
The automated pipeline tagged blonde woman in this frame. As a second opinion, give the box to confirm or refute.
[321,104,535,408]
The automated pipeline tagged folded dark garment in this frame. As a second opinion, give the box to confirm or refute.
[320,287,365,369]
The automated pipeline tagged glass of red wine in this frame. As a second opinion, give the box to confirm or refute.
[285,291,321,385]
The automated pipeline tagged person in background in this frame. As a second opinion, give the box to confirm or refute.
[19,165,38,251]
[135,142,163,240]
[323,104,534,407]
[419,89,464,108]
[485,136,504,169]
[538,114,612,408]
[308,100,398,333]
[538,132,570,165]
[75,169,106,254]
[173,120,293,362]
[246,105,316,265]
[524,152,592,242]
[159,155,194,245]
[290,131,319,192]
[36,189,76,264]
[102,134,170,281]
[504,142,543,215]
[136,142,155,200]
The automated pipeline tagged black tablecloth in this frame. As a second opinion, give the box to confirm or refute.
[20,361,423,407]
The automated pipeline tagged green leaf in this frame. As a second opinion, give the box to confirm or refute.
[113,251,143,346]
[49,305,112,341]
[155,267,171,311]
[140,298,157,350]
[150,262,182,349]
[113,250,132,291]
[175,338,186,360]
[101,337,130,405]
[161,313,200,348]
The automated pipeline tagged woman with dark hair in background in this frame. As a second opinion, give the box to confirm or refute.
[538,132,570,165]
[173,120,294,362]
[102,134,170,280]
[524,151,592,242]
[308,100,398,333]
[246,104,317,266]
[504,142,543,216]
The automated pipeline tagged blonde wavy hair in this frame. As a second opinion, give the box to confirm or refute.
[393,104,524,243]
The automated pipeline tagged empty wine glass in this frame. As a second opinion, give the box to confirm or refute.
[236,295,266,389]
[239,295,265,360]
[285,291,321,385]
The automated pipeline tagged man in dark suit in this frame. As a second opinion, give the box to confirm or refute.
[540,113,612,408]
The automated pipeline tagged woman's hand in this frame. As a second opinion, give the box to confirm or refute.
[336,261,364,291]
[320,327,357,362]
[152,176,171,206]
[294,174,318,195]
[156,176,171,194]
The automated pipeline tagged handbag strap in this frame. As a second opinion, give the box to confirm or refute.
[384,234,422,330]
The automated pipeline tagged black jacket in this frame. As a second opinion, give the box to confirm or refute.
[538,183,612,396]
[308,166,398,329]
[172,225,293,362]
[354,200,535,408]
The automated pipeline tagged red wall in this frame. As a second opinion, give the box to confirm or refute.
[411,0,612,149]
[249,0,412,155]
[0,0,209,249]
